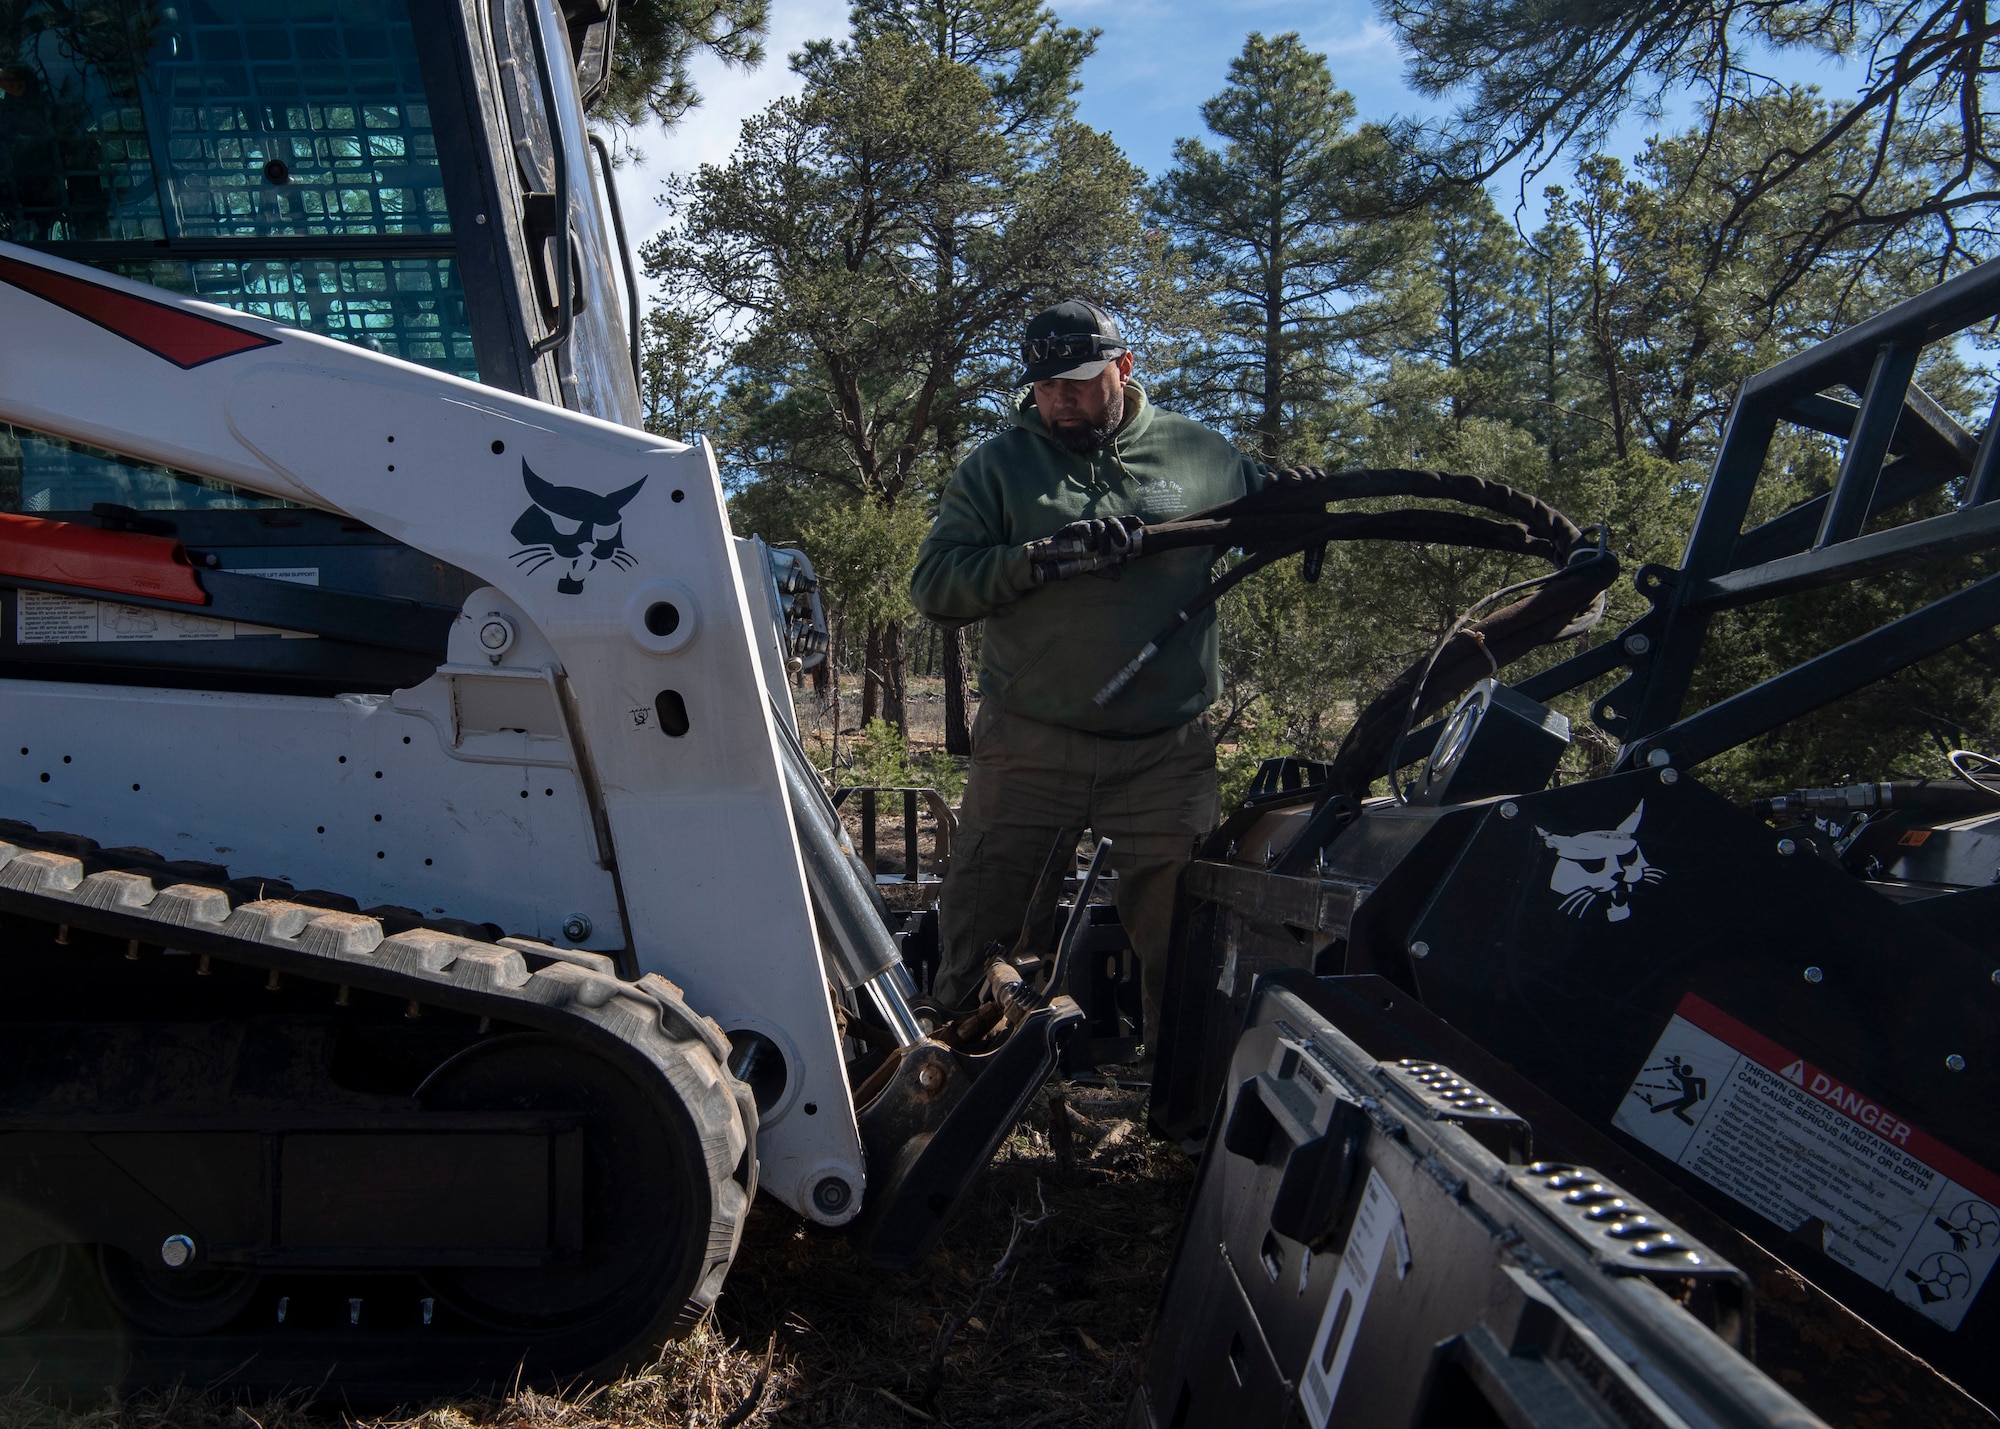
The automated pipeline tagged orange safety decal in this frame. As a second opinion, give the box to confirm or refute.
[0,513,207,605]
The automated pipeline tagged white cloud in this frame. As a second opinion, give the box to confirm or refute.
[1312,17,1399,58]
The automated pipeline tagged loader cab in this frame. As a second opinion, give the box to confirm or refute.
[0,0,639,423]
[0,0,652,696]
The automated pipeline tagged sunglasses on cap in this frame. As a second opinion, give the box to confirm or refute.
[1023,333,1127,364]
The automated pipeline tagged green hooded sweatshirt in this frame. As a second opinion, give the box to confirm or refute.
[910,384,1262,735]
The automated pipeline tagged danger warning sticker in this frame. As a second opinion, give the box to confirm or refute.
[1615,994,2000,1330]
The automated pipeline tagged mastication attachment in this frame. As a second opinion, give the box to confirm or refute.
[1151,262,2000,1422]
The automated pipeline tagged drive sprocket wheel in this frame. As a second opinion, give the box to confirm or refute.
[416,1035,715,1337]
[97,1247,260,1335]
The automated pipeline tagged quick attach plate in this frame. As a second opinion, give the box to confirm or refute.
[1511,1160,1733,1280]
[1377,1057,1531,1162]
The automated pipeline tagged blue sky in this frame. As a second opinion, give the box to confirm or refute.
[608,0,1863,257]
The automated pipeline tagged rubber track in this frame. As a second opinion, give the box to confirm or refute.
[0,834,758,1353]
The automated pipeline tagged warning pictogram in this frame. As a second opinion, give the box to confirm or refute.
[1936,1200,2000,1254]
[1629,1055,1707,1125]
[1908,1253,1972,1306]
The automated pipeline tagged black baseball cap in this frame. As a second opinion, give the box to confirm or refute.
[1022,298,1127,383]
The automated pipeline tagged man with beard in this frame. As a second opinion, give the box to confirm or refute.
[910,298,1265,1057]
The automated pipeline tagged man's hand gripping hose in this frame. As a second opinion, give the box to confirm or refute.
[1026,515,1146,583]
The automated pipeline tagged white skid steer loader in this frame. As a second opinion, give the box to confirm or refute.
[0,0,1080,1392]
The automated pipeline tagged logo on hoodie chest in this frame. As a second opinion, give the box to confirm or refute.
[1136,477,1187,518]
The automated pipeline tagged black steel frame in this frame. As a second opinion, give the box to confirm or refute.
[1512,257,2000,772]
[829,785,956,885]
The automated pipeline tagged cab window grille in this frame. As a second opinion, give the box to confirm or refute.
[0,421,295,513]
[1,0,475,380]
[116,254,477,377]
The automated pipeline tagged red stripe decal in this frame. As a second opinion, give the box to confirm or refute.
[0,513,208,605]
[0,254,279,368]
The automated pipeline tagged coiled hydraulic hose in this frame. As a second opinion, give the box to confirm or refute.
[1096,467,1617,797]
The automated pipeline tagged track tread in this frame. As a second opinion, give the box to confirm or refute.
[0,833,756,1353]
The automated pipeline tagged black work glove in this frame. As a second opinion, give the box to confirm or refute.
[1025,514,1146,584]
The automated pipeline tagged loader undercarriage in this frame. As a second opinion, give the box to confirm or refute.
[0,820,754,1395]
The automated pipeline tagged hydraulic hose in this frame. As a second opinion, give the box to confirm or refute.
[1096,466,1613,795]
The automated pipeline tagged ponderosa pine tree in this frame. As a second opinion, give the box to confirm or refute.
[1151,32,1407,460]
[637,309,720,444]
[598,0,770,128]
[1383,0,2000,281]
[1375,186,1533,434]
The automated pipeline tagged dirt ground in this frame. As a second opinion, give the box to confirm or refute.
[706,1082,1192,1428]
[0,1084,1193,1429]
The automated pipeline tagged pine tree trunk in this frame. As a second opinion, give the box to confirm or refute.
[827,628,843,775]
[941,621,971,755]
[882,618,908,733]
[861,623,882,727]
[1543,279,1561,474]
[1260,288,1285,460]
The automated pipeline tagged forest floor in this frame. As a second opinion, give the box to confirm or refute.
[0,1084,1194,1429]
[795,677,970,773]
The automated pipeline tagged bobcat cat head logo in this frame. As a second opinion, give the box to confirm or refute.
[1536,801,1663,922]
[510,463,644,594]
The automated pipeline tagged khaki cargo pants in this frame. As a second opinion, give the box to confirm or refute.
[935,704,1219,1045]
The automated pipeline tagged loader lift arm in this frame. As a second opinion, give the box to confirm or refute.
[0,239,1076,1391]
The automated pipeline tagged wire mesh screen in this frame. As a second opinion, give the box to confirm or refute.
[0,0,472,378]
[118,255,477,377]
